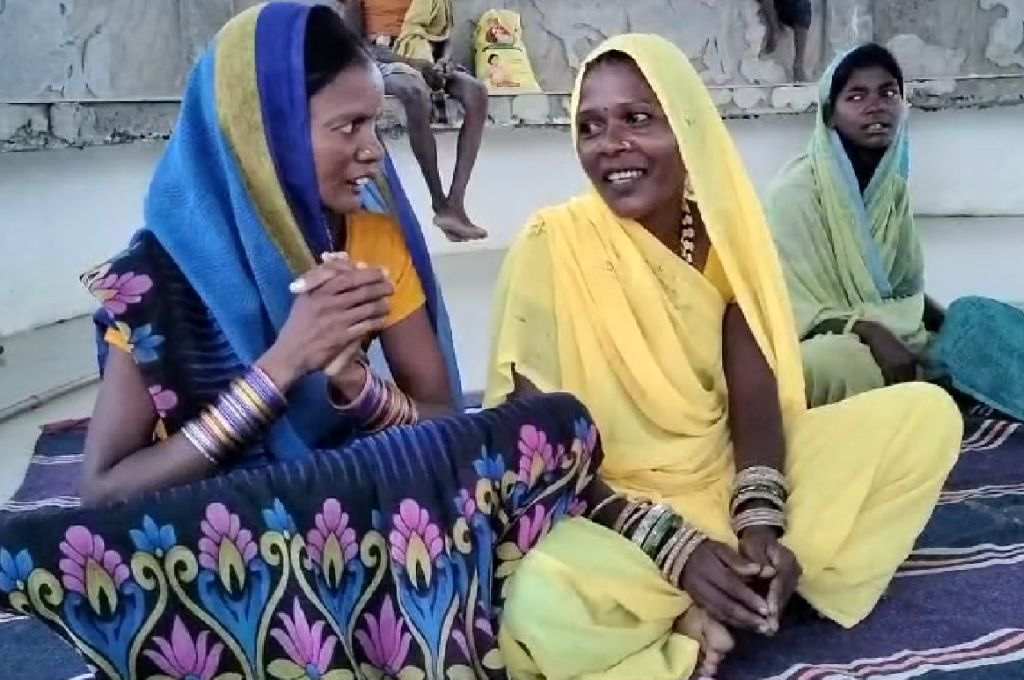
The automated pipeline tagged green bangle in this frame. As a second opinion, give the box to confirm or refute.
[643,510,680,557]
[631,504,670,552]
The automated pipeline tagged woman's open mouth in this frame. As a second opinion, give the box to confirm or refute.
[347,175,373,194]
[603,168,648,187]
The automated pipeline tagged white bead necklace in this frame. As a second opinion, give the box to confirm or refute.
[680,200,697,265]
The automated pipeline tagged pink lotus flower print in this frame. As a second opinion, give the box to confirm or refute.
[198,503,257,593]
[143,616,224,680]
[354,596,411,676]
[517,425,556,487]
[496,505,553,583]
[389,499,443,590]
[454,489,476,521]
[306,499,358,588]
[517,504,551,553]
[58,525,130,616]
[268,598,339,680]
[149,385,179,418]
[87,268,153,316]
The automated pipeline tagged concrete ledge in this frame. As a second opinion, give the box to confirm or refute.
[4,74,1023,152]
[0,101,179,152]
[0,315,98,424]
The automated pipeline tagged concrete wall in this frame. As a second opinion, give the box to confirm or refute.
[4,0,1023,99]
[0,0,259,100]
[451,0,1024,89]
[3,1,1024,150]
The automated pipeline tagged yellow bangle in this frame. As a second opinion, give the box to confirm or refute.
[234,379,274,421]
[200,410,237,447]
[210,404,245,445]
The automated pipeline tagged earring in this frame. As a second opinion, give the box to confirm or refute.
[683,172,696,203]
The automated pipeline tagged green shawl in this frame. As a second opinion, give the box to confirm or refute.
[766,48,928,352]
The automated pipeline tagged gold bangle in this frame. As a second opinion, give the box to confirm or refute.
[733,466,789,497]
[207,404,245,445]
[613,501,643,533]
[669,531,708,586]
[622,502,651,534]
[661,526,695,578]
[587,493,625,520]
[732,507,787,534]
[730,489,786,515]
[181,421,222,465]
[199,409,237,448]
[234,379,275,421]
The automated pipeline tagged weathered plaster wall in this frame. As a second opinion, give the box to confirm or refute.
[465,0,1024,89]
[2,0,1023,150]
[12,0,1022,100]
[0,1,250,101]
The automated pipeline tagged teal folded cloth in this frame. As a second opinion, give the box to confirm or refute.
[932,296,1024,421]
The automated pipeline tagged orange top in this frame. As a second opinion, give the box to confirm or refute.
[363,0,411,37]
[344,210,426,328]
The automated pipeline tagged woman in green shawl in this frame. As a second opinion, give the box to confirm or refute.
[766,43,947,407]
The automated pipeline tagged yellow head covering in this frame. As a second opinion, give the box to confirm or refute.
[487,34,806,508]
[576,34,806,413]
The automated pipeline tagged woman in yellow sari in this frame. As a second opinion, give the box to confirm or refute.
[486,35,963,679]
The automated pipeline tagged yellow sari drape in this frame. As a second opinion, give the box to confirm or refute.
[393,0,453,62]
[486,35,962,680]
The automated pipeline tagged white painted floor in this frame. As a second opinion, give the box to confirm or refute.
[0,314,96,419]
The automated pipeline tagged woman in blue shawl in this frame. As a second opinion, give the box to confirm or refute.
[78,3,468,504]
[0,6,602,679]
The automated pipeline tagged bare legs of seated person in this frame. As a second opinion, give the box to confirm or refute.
[383,64,489,242]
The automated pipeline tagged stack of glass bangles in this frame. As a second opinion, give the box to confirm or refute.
[329,358,418,432]
[588,496,708,586]
[180,365,286,465]
[730,465,789,534]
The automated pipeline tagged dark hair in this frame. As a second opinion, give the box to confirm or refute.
[828,43,905,115]
[585,49,637,73]
[304,5,372,98]
[488,54,499,64]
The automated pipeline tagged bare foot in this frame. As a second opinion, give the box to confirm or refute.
[675,606,735,679]
[433,204,488,242]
